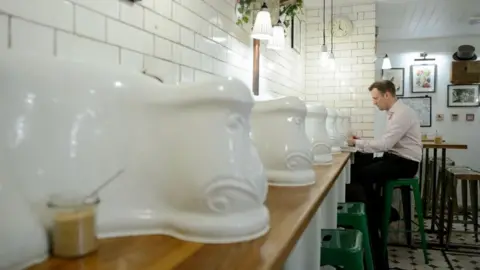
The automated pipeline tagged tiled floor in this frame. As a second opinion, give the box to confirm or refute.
[388,213,480,270]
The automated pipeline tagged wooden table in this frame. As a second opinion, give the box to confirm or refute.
[420,142,468,245]
[30,153,351,270]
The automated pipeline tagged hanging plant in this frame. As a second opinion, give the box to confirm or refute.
[235,0,303,28]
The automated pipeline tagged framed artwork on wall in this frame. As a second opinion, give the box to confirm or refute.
[410,64,437,93]
[381,68,405,96]
[291,15,301,54]
[447,85,480,107]
[466,114,475,121]
[451,114,459,121]
[398,96,432,127]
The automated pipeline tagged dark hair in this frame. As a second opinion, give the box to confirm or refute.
[368,80,396,97]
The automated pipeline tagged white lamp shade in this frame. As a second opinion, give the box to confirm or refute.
[382,55,392,69]
[251,6,272,40]
[267,23,285,50]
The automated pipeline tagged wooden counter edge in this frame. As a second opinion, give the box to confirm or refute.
[29,153,352,270]
[271,153,350,269]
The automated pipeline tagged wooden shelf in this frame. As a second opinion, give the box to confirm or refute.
[422,142,468,150]
[29,153,351,270]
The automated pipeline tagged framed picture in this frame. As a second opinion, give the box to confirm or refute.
[447,85,480,107]
[410,64,437,93]
[451,114,459,121]
[436,113,444,121]
[381,68,405,96]
[466,114,475,121]
[398,96,432,127]
[291,15,301,54]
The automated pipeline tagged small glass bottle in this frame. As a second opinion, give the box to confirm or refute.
[47,193,100,258]
[434,130,443,144]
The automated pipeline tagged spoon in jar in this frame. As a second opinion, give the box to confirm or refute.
[83,168,125,203]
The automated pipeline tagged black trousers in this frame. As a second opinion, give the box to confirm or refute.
[346,152,419,270]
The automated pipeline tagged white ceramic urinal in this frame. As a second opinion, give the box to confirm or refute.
[326,108,341,154]
[251,96,315,186]
[305,104,332,165]
[0,52,269,268]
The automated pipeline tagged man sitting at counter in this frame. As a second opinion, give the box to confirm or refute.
[346,80,422,269]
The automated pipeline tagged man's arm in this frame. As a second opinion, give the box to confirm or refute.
[354,113,412,153]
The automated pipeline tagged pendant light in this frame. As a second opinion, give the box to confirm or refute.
[251,2,273,40]
[267,19,285,50]
[381,54,392,69]
[320,0,328,66]
[327,0,335,70]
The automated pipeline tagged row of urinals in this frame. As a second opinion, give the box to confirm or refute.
[0,53,350,270]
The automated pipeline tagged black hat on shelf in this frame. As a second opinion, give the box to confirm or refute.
[452,45,477,61]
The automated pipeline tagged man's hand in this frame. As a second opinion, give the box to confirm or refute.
[347,139,355,147]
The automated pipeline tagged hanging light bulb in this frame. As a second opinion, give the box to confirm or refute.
[251,2,272,40]
[328,52,335,70]
[267,20,285,50]
[320,44,329,67]
[382,54,392,69]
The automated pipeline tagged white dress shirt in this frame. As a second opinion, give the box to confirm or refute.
[355,100,422,162]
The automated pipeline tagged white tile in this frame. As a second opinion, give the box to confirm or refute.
[201,54,213,72]
[178,45,202,69]
[107,19,153,54]
[56,31,119,65]
[0,0,74,31]
[11,18,54,55]
[120,48,143,71]
[154,36,172,60]
[180,27,194,48]
[69,0,120,18]
[138,0,154,9]
[172,3,211,37]
[144,9,179,42]
[153,0,172,18]
[179,0,217,25]
[120,1,144,28]
[180,66,194,82]
[75,5,106,40]
[143,55,179,83]
[194,69,217,82]
[0,15,8,51]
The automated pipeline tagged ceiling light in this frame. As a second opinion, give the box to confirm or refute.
[251,2,272,40]
[382,54,392,69]
[267,20,285,50]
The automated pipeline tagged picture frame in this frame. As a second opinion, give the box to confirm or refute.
[291,15,301,54]
[398,96,432,127]
[381,68,405,96]
[447,85,480,107]
[451,114,459,121]
[410,64,437,93]
[435,113,444,122]
[466,113,475,121]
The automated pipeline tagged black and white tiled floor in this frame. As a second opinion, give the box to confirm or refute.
[387,214,480,270]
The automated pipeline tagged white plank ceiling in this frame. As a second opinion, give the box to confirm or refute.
[304,0,480,41]
[376,0,480,41]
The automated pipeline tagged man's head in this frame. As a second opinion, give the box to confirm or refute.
[368,80,397,111]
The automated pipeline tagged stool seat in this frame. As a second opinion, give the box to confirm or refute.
[337,202,374,270]
[321,229,364,269]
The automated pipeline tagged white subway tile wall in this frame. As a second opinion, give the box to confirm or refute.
[304,2,376,137]
[0,0,305,97]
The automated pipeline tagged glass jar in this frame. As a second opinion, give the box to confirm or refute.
[434,131,443,144]
[47,193,100,258]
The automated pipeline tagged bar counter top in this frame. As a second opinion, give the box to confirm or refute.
[30,153,351,270]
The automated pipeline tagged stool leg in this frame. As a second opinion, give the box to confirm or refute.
[382,183,393,254]
[462,180,468,231]
[469,181,479,242]
[401,187,412,246]
[412,182,429,264]
[359,216,374,270]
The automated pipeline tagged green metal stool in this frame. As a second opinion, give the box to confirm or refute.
[381,178,429,264]
[337,202,374,270]
[321,229,364,270]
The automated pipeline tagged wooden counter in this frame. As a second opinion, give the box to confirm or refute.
[422,142,468,150]
[30,153,351,270]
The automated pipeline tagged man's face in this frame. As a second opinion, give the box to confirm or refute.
[370,88,389,111]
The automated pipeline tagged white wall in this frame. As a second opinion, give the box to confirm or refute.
[376,36,480,170]
[0,0,305,97]
[304,1,376,137]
